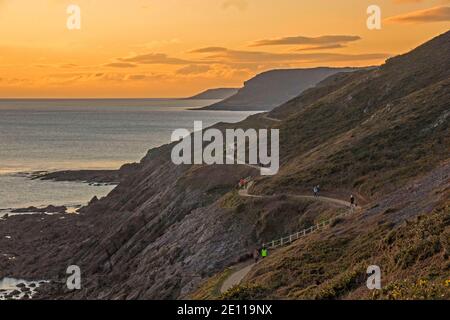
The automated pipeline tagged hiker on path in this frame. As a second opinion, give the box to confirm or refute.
[350,195,358,210]
[253,248,260,263]
[261,247,268,259]
[313,186,318,197]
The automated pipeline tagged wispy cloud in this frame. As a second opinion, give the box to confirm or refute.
[222,0,248,11]
[189,47,228,54]
[296,44,347,51]
[119,53,194,65]
[176,64,211,75]
[127,74,149,81]
[194,47,389,64]
[105,62,137,68]
[386,5,450,23]
[250,35,361,47]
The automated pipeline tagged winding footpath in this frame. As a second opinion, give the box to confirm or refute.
[220,183,355,294]
[262,114,282,123]
[220,263,256,294]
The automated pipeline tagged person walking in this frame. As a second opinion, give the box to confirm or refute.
[313,186,318,197]
[239,179,245,189]
[253,248,260,264]
[261,247,268,259]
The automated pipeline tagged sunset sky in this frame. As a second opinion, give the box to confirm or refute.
[0,0,448,98]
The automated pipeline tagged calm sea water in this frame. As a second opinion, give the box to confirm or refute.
[0,99,256,211]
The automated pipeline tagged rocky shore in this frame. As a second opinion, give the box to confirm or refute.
[31,162,140,184]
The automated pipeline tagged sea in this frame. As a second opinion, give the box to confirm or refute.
[0,99,256,214]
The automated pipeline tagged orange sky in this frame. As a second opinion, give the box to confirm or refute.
[0,0,448,98]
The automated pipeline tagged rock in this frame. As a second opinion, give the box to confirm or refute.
[11,205,67,214]
[11,206,39,213]
[88,196,99,206]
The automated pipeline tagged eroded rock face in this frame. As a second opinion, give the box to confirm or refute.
[0,142,263,299]
[11,205,67,214]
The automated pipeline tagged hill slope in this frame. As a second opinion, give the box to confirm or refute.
[187,88,239,100]
[202,67,359,111]
[211,30,450,300]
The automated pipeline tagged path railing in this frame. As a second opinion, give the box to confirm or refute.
[262,207,355,249]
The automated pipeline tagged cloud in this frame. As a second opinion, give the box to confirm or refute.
[189,47,228,54]
[136,39,181,50]
[60,63,79,68]
[195,48,389,64]
[127,74,147,80]
[119,53,194,65]
[222,0,248,11]
[176,64,211,75]
[105,62,137,68]
[385,5,450,23]
[251,35,361,47]
[296,44,347,51]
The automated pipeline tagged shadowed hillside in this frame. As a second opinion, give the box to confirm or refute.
[251,30,449,200]
[194,30,450,299]
[187,88,239,100]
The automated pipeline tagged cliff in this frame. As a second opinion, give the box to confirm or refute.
[201,67,359,111]
[0,31,448,300]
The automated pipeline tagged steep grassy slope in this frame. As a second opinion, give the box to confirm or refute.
[250,30,449,200]
[191,31,450,300]
[221,165,449,300]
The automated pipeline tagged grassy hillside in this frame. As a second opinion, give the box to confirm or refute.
[250,31,449,200]
[223,196,449,300]
[191,31,450,300]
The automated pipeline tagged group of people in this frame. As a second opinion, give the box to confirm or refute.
[238,177,251,190]
[313,184,358,208]
[252,246,268,263]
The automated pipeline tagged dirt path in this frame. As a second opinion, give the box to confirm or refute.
[220,262,256,294]
[221,184,353,293]
[262,114,282,123]
[239,182,352,208]
[288,194,352,207]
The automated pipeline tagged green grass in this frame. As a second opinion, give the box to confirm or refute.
[235,203,450,300]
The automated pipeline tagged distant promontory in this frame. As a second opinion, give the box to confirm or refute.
[199,67,359,111]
